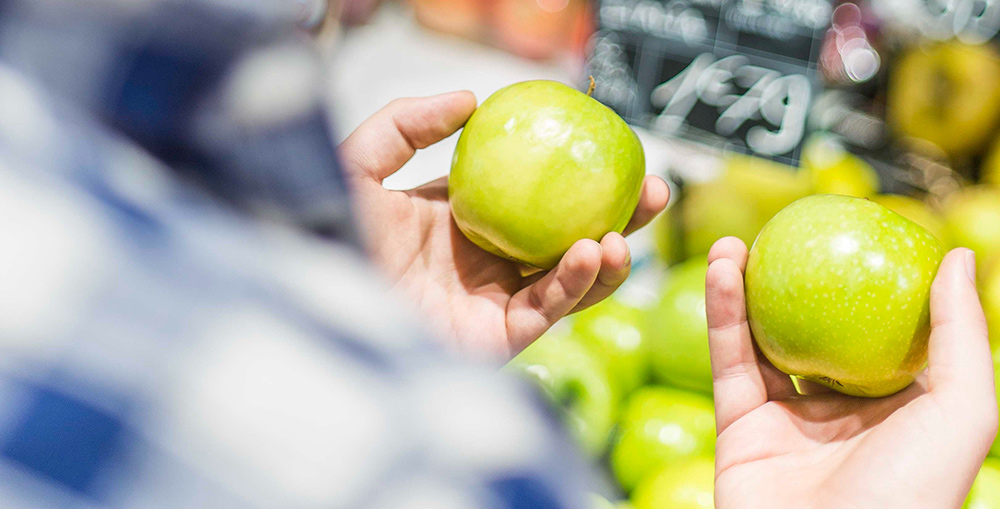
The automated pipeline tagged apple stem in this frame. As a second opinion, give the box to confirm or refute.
[587,76,595,97]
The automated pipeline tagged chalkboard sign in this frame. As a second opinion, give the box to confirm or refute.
[588,0,833,166]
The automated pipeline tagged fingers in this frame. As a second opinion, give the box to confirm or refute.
[707,236,750,268]
[526,175,667,312]
[623,176,670,236]
[706,238,795,435]
[506,239,603,356]
[927,249,996,414]
[570,232,631,312]
[339,91,478,184]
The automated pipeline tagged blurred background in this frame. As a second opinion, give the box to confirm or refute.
[326,1,1000,507]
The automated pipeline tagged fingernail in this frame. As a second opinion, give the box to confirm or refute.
[966,249,977,284]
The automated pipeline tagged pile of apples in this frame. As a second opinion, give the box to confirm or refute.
[449,78,1000,506]
[505,142,1000,508]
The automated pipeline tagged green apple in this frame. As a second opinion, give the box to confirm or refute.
[631,456,715,509]
[506,330,618,456]
[653,182,760,266]
[943,187,1000,274]
[965,458,1000,508]
[647,258,713,393]
[571,297,648,395]
[610,386,715,492]
[745,194,945,397]
[872,194,951,247]
[888,41,1000,161]
[802,134,879,198]
[449,80,645,269]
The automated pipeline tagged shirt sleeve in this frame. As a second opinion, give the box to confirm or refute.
[0,0,353,236]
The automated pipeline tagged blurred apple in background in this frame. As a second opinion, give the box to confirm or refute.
[610,387,715,492]
[450,80,645,269]
[572,297,649,395]
[410,0,483,39]
[965,458,1000,508]
[982,137,1000,185]
[653,182,759,266]
[802,134,879,198]
[943,187,1000,274]
[871,194,950,247]
[630,456,715,509]
[721,154,812,222]
[646,258,713,393]
[888,41,1000,164]
[654,154,808,266]
[506,330,619,457]
[746,195,944,397]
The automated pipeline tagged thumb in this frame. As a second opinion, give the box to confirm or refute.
[338,91,477,184]
[927,249,995,413]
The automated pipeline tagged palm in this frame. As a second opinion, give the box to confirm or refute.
[339,92,667,358]
[370,178,525,357]
[706,238,997,509]
[716,381,949,508]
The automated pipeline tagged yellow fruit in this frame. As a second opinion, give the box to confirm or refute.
[943,186,1000,274]
[889,42,1000,160]
[802,135,879,198]
[722,154,812,221]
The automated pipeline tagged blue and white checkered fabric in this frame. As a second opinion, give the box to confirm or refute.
[0,0,599,506]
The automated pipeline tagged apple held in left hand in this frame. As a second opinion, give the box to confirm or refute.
[340,89,668,359]
[745,194,945,397]
[449,79,645,270]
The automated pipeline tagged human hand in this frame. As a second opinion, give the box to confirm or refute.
[338,91,668,360]
[706,237,998,509]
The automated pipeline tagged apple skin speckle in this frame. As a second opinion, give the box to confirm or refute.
[744,194,945,398]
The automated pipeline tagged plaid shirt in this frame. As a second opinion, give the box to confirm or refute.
[0,0,599,506]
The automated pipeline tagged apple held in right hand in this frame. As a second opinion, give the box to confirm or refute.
[745,194,945,397]
[871,194,950,247]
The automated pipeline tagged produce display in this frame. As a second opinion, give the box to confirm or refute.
[457,1,1000,505]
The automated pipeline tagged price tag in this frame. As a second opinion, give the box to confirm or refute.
[588,0,832,166]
